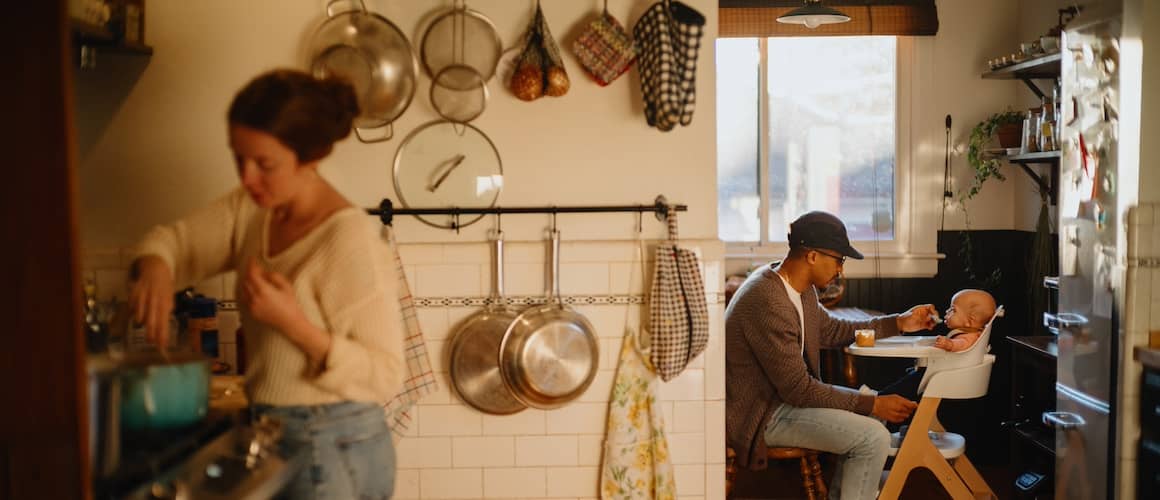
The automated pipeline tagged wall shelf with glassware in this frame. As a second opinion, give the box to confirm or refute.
[981,52,1061,100]
[70,18,152,62]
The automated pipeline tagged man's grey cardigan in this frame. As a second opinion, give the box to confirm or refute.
[725,265,900,471]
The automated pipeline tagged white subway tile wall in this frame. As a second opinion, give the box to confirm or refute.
[83,239,726,499]
[1122,203,1159,500]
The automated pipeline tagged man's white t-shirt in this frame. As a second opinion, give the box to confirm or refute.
[775,269,805,356]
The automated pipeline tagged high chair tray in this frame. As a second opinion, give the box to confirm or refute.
[846,336,943,357]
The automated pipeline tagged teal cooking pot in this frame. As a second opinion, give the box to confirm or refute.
[118,353,211,431]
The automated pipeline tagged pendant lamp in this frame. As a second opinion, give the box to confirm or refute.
[776,0,851,29]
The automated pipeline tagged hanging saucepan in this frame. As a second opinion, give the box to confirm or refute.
[499,229,599,409]
[449,233,526,415]
[308,0,418,143]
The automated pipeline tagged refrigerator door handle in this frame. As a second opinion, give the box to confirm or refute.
[1042,411,1087,430]
[1043,312,1089,329]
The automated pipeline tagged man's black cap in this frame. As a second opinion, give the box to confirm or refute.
[787,211,864,260]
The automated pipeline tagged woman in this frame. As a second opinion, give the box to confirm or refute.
[129,69,404,499]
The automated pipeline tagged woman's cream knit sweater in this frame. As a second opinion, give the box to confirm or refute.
[134,188,404,406]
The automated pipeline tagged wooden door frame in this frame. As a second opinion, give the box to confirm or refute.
[1,0,88,498]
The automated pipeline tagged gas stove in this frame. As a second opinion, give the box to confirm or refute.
[96,413,304,500]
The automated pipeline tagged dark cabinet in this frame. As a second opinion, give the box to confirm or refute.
[1007,336,1058,498]
[1140,362,1160,496]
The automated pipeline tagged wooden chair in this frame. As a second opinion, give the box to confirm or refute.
[726,446,828,500]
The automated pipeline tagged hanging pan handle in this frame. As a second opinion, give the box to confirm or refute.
[326,0,367,18]
[354,123,394,143]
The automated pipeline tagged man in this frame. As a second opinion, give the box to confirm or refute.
[725,211,938,500]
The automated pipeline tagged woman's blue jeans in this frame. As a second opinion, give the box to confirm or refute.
[254,401,395,500]
[764,404,891,500]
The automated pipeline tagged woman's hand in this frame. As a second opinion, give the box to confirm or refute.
[897,304,938,332]
[933,336,954,350]
[241,258,305,332]
[241,258,332,365]
[129,256,175,347]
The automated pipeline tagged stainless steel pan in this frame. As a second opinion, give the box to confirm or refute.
[499,230,599,409]
[448,235,526,414]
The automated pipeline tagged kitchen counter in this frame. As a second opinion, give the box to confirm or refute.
[210,375,248,411]
[1136,346,1160,371]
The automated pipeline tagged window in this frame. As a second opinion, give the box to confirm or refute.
[717,36,901,250]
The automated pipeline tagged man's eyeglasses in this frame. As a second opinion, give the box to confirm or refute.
[812,248,846,265]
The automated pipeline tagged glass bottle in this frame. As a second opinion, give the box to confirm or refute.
[1039,96,1056,151]
[1023,108,1040,153]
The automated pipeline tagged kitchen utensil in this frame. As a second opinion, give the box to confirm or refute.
[499,229,599,409]
[430,64,488,123]
[392,120,503,229]
[448,233,526,415]
[420,1,502,90]
[308,0,418,143]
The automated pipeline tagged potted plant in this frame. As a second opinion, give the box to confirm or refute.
[965,109,1023,199]
[957,109,1022,288]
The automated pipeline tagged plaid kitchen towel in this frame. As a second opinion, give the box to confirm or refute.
[648,211,709,381]
[382,226,439,436]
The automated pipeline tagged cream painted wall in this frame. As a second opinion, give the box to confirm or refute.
[76,0,719,249]
[1131,0,1160,203]
[928,0,1031,232]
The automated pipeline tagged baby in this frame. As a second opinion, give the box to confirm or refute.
[931,289,998,352]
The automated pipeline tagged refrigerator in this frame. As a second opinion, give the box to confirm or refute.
[1052,5,1124,500]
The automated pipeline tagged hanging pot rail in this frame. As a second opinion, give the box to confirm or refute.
[368,195,686,228]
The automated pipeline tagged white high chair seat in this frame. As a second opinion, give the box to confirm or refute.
[916,306,1004,395]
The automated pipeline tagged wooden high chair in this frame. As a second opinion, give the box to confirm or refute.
[878,307,1004,500]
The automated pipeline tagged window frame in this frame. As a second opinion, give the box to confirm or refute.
[722,36,941,278]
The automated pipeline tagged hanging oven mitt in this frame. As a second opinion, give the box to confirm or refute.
[381,226,439,437]
[571,8,637,86]
[632,0,706,131]
[648,211,709,382]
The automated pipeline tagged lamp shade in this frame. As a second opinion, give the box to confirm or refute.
[776,0,850,29]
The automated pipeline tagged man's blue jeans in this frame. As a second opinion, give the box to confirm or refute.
[764,404,891,500]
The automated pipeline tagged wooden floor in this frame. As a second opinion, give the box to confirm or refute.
[729,455,1019,500]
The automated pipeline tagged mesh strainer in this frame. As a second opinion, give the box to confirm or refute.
[430,64,488,123]
[420,1,502,91]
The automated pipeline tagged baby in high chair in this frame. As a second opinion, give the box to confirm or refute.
[930,289,998,352]
[868,289,998,401]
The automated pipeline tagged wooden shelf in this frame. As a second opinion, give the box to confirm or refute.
[70,18,153,56]
[981,52,1061,100]
[982,52,1062,80]
[1008,150,1061,164]
[988,151,1060,204]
